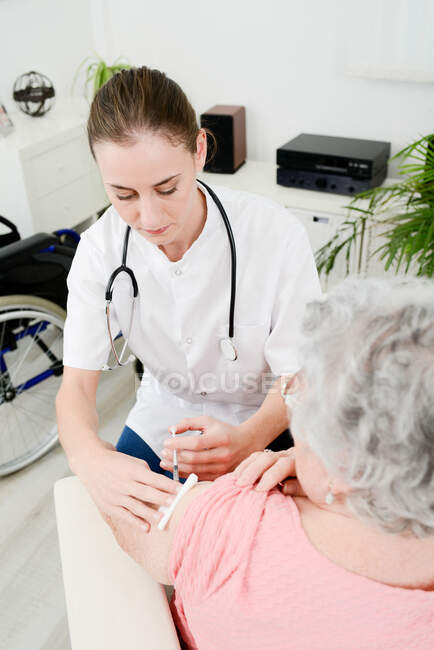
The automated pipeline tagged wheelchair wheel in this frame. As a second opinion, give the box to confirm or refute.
[0,295,66,476]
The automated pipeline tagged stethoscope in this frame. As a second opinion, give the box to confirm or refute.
[102,179,237,371]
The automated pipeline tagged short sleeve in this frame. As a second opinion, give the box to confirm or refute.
[63,233,119,370]
[264,221,322,376]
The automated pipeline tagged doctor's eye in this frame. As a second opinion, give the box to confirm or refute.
[116,194,135,201]
[157,186,178,196]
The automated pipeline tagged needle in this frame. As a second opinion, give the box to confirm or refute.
[169,426,179,482]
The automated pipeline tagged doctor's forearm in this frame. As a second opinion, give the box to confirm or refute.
[238,377,290,450]
[56,383,102,474]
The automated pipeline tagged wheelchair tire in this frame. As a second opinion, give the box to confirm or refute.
[0,295,66,476]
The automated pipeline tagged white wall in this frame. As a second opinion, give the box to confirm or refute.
[100,0,434,174]
[0,0,94,108]
[0,0,433,175]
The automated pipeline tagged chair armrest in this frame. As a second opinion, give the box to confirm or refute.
[54,476,180,650]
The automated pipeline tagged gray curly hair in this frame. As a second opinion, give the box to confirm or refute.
[290,276,434,537]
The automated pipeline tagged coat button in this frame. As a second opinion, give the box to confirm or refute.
[186,337,192,344]
[200,391,207,397]
[174,268,182,276]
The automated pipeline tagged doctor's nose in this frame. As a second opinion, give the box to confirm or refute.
[135,197,162,230]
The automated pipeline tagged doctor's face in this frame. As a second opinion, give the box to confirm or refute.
[93,129,207,253]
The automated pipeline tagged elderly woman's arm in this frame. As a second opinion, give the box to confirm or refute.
[101,481,213,584]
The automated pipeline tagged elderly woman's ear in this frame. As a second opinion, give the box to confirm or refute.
[327,476,352,503]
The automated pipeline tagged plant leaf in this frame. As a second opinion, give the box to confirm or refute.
[316,134,434,279]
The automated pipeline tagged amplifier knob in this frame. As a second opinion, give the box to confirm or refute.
[315,177,327,189]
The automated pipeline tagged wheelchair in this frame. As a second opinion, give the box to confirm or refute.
[0,218,79,476]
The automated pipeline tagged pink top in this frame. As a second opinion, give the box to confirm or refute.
[169,473,434,650]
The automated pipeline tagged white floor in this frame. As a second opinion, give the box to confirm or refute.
[0,364,137,650]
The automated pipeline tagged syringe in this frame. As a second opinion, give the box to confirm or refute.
[169,425,179,482]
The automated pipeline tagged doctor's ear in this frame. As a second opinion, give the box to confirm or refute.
[194,128,209,172]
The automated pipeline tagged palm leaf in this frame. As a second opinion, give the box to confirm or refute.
[317,134,434,279]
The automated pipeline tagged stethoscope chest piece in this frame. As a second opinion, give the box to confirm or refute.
[220,337,237,361]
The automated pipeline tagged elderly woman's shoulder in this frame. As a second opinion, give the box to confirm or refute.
[169,472,271,541]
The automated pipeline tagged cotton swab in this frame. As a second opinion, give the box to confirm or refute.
[157,473,198,530]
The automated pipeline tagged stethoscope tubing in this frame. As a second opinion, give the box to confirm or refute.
[196,179,236,339]
[104,179,237,367]
[105,226,138,301]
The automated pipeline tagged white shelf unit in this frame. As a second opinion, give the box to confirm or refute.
[0,98,108,238]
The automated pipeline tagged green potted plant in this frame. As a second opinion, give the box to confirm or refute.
[72,53,132,100]
[315,134,434,279]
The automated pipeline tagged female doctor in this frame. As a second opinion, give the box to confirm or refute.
[56,66,321,532]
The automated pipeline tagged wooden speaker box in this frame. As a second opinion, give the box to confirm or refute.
[200,105,246,173]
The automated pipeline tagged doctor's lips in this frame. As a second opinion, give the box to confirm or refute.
[142,224,171,235]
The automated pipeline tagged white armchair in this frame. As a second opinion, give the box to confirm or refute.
[54,476,181,650]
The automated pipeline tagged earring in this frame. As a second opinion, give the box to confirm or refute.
[325,483,334,505]
[281,374,302,410]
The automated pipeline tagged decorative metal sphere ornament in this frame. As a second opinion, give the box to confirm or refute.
[13,71,55,117]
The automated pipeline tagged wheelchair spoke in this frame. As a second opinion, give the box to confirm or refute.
[6,327,62,399]
[10,404,24,459]
[8,406,54,443]
[1,408,13,459]
[0,322,6,363]
[35,333,60,364]
[0,299,66,475]
[5,320,45,392]
[0,402,55,463]
[21,386,57,407]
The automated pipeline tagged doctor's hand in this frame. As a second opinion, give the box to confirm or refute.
[233,448,306,496]
[76,441,181,532]
[160,416,258,481]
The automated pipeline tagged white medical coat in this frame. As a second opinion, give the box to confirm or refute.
[63,182,321,455]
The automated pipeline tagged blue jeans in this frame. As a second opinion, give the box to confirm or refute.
[116,425,187,484]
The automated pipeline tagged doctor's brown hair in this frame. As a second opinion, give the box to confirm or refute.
[87,65,215,160]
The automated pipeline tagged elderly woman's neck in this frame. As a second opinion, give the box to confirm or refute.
[295,495,434,590]
[308,494,431,541]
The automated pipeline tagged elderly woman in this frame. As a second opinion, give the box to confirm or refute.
[105,276,434,649]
